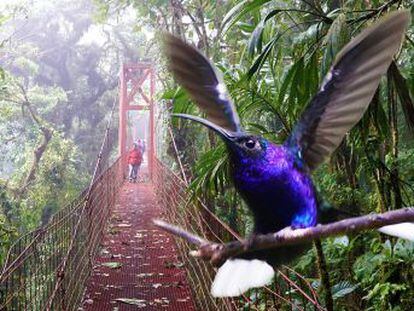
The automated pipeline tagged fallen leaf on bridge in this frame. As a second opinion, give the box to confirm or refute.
[108,227,120,235]
[154,298,170,304]
[111,215,123,222]
[100,248,110,255]
[177,297,190,302]
[102,262,122,269]
[83,183,196,309]
[114,298,146,307]
[164,261,184,269]
[117,223,131,228]
[137,272,154,277]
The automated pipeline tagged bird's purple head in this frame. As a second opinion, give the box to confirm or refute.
[172,113,270,162]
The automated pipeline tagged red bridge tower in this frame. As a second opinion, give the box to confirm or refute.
[118,62,156,179]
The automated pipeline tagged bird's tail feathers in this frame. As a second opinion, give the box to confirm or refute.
[378,222,414,241]
[211,258,275,297]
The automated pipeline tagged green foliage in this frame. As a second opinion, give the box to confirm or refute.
[18,134,86,229]
[354,238,414,309]
[0,0,143,264]
[0,72,87,238]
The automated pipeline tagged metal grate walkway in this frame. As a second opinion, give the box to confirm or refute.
[81,181,197,310]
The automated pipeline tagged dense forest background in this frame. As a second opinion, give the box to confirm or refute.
[0,0,154,260]
[0,0,413,310]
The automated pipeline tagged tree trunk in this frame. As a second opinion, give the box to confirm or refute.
[387,69,403,210]
[314,239,334,311]
[15,86,54,197]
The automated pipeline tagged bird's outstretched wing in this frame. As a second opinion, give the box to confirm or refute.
[163,34,242,133]
[285,11,410,171]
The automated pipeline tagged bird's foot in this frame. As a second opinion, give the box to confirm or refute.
[276,226,296,236]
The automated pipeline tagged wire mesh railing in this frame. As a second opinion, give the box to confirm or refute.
[0,159,123,310]
[0,100,123,311]
[153,158,228,310]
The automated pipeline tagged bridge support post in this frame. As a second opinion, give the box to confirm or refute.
[118,62,156,180]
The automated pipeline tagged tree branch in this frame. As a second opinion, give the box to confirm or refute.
[16,83,53,194]
[153,207,414,266]
[349,0,401,24]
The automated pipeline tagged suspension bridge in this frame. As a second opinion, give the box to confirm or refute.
[0,62,322,311]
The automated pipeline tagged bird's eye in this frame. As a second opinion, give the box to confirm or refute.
[245,139,256,149]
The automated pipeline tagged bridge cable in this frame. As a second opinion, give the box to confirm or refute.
[45,98,118,310]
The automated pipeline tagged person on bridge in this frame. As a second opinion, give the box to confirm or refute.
[136,138,146,155]
[127,143,142,182]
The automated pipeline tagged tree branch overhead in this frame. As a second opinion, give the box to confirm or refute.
[154,208,414,266]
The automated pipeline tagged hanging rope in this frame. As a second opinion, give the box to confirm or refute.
[44,99,118,310]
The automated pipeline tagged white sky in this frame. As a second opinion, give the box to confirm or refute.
[1,0,155,47]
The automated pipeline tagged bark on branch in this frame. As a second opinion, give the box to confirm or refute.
[153,207,414,266]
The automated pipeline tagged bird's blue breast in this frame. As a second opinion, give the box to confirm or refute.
[232,144,317,233]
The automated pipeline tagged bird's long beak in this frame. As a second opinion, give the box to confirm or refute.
[172,113,237,142]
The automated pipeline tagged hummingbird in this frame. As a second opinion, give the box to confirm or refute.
[163,11,412,297]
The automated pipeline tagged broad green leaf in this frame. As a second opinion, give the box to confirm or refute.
[321,13,349,77]
[248,35,280,77]
[222,0,272,34]
[332,281,358,299]
[247,9,284,56]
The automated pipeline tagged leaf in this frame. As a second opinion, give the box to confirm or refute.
[114,298,146,307]
[164,261,184,269]
[247,9,283,56]
[277,57,303,107]
[177,297,189,302]
[137,273,154,277]
[248,35,280,77]
[108,227,120,235]
[117,223,131,227]
[333,235,349,246]
[321,13,349,77]
[248,22,264,56]
[388,61,414,132]
[222,0,272,34]
[154,298,170,304]
[102,262,122,269]
[332,281,358,299]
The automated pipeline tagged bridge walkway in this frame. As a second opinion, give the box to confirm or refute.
[81,181,197,310]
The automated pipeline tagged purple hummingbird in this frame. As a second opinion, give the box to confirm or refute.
[164,11,412,297]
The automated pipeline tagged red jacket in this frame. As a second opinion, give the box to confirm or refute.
[128,148,142,165]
